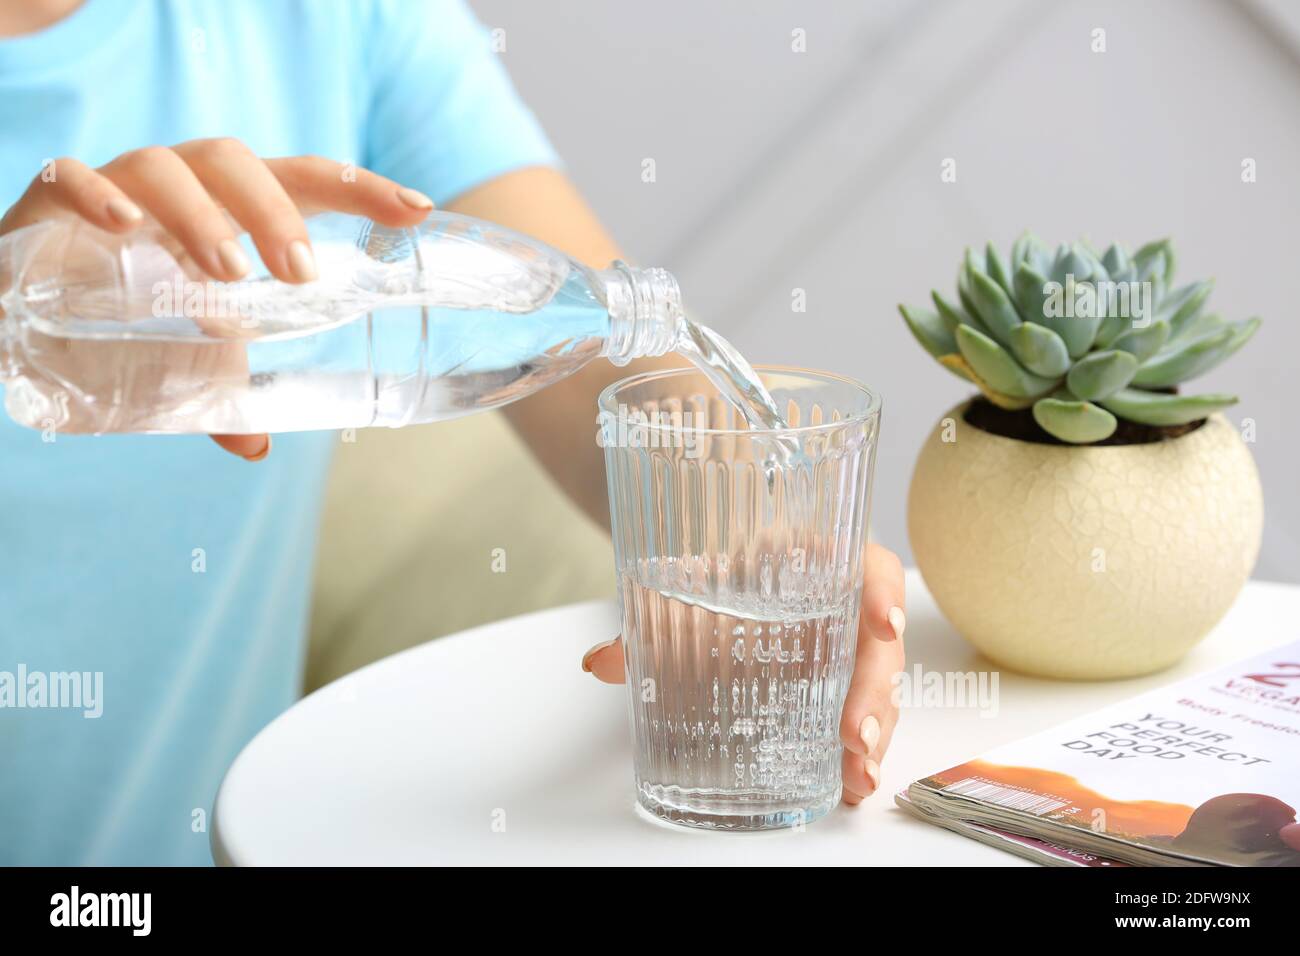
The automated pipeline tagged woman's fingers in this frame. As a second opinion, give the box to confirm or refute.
[174,145,434,283]
[839,617,905,759]
[581,637,626,683]
[2,144,434,287]
[840,545,906,759]
[838,544,907,801]
[0,156,144,236]
[172,138,315,283]
[100,146,249,281]
[841,748,881,805]
[860,542,906,644]
[838,632,903,780]
[210,434,271,462]
[263,155,434,226]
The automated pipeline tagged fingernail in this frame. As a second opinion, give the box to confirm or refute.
[243,436,271,462]
[888,606,906,642]
[864,759,881,793]
[582,637,618,673]
[286,240,318,282]
[106,197,143,225]
[217,238,251,278]
[395,186,434,211]
[859,715,881,754]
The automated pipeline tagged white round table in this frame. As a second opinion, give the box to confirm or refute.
[212,571,1298,865]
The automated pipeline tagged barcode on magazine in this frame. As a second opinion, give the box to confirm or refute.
[942,777,1069,816]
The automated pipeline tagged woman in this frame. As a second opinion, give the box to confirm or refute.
[0,0,905,865]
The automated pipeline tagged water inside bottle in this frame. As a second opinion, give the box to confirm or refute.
[8,250,804,451]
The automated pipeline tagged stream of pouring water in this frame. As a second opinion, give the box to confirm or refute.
[674,319,809,502]
[676,320,787,432]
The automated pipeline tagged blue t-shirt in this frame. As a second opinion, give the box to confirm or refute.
[0,0,556,865]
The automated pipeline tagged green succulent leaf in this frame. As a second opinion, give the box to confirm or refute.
[1076,243,1109,283]
[966,268,1023,348]
[1093,268,1157,346]
[936,353,976,383]
[1008,321,1070,377]
[942,354,1032,409]
[1032,396,1118,443]
[1136,250,1166,285]
[1047,244,1068,284]
[1133,326,1232,387]
[955,324,1056,400]
[1094,312,1129,349]
[1110,319,1171,363]
[1098,388,1238,426]
[1016,264,1100,356]
[1171,309,1226,344]
[956,251,988,332]
[1132,318,1259,388]
[1101,243,1129,276]
[1044,284,1105,359]
[1065,349,1140,401]
[1013,233,1052,277]
[1216,315,1262,361]
[1009,233,1031,274]
[957,285,986,333]
[899,304,957,359]
[985,242,1017,307]
[1156,280,1214,337]
[1107,261,1136,285]
[1051,244,1092,286]
[1133,238,1176,287]
[1013,264,1051,324]
[930,291,961,332]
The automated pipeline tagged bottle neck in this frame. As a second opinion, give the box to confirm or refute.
[600,261,683,366]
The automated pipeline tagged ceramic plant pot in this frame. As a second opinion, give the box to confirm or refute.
[908,401,1263,679]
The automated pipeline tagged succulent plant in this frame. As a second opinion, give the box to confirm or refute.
[899,234,1260,443]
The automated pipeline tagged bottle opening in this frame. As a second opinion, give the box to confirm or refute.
[602,261,683,365]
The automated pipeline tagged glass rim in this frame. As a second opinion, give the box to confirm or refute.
[597,364,881,438]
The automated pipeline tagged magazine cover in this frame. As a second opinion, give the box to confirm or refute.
[909,641,1300,866]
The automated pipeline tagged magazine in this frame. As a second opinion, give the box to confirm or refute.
[895,790,1128,867]
[901,640,1300,866]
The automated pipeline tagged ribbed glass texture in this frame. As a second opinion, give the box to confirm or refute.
[599,367,880,830]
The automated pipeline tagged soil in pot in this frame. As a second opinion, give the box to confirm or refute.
[963,396,1206,446]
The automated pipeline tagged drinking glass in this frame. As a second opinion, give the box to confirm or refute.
[598,366,880,830]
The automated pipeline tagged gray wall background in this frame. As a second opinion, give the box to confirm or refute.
[470,0,1299,583]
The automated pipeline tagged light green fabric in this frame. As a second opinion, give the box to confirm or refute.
[306,412,616,690]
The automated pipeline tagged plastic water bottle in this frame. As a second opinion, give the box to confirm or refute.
[0,211,685,434]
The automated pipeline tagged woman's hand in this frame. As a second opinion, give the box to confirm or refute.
[582,541,906,803]
[0,139,435,459]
